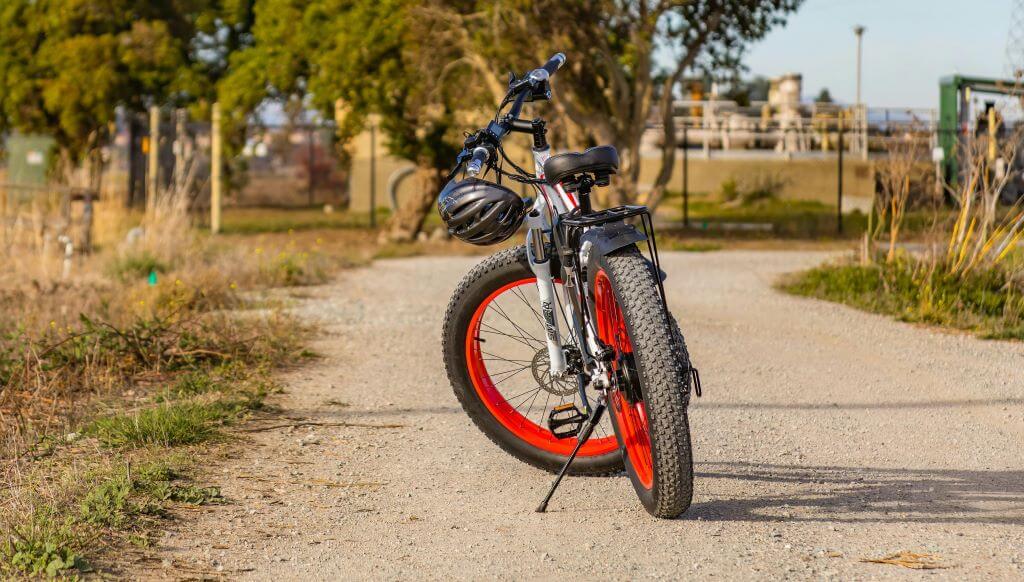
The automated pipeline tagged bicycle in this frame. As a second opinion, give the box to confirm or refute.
[438,53,701,518]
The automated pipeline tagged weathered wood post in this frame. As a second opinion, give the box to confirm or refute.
[147,105,160,214]
[174,108,187,194]
[211,102,223,234]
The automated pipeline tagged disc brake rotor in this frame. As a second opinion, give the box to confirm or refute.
[530,348,578,396]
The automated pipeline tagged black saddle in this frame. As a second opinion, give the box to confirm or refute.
[543,145,619,188]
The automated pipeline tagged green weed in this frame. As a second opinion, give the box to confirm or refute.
[86,403,225,448]
[781,259,1024,339]
[108,251,168,281]
[256,249,332,287]
[7,538,82,579]
[661,240,723,253]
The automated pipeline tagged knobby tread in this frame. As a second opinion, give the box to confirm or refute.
[441,246,623,476]
[599,245,694,518]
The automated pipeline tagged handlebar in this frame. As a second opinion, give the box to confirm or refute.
[507,52,566,119]
[448,53,566,182]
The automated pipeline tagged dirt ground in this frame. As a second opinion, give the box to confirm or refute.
[143,250,1024,580]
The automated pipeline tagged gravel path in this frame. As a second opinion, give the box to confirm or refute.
[150,250,1024,580]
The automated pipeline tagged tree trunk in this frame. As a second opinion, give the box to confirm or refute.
[380,166,443,243]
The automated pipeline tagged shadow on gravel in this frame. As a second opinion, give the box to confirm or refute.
[696,398,1024,411]
[690,462,1024,525]
[291,405,465,418]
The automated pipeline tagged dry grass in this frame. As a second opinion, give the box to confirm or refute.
[0,192,357,576]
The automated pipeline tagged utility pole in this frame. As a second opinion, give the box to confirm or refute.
[854,25,867,161]
[211,103,222,234]
[854,26,865,106]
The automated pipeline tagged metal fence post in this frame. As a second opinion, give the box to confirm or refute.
[837,119,845,236]
[370,122,377,228]
[308,127,315,207]
[682,123,689,228]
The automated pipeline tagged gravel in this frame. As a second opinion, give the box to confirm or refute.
[147,250,1024,580]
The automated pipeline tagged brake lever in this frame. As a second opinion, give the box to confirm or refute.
[445,148,471,182]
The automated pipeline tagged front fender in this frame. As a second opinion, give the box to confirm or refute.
[579,220,647,261]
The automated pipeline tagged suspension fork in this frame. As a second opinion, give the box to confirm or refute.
[525,208,567,377]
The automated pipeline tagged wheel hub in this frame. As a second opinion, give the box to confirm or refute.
[615,352,643,403]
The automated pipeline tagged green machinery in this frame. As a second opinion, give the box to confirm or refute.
[938,75,1019,184]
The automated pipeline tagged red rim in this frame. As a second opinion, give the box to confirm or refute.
[466,278,618,457]
[594,270,655,489]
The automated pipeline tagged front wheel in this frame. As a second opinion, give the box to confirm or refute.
[593,246,694,518]
[442,246,624,475]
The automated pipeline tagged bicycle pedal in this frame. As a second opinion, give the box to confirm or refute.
[548,403,586,439]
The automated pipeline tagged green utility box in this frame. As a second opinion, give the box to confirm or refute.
[4,133,55,195]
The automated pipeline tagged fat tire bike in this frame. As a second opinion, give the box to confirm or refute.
[438,53,701,518]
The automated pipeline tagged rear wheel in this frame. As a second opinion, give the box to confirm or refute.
[593,246,694,518]
[442,246,623,475]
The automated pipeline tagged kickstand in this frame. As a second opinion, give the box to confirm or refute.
[536,398,607,513]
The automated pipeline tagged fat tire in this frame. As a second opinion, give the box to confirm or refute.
[596,245,694,518]
[442,246,624,476]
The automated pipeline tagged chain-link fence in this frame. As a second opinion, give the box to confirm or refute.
[113,110,346,210]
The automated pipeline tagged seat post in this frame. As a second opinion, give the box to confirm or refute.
[576,175,594,215]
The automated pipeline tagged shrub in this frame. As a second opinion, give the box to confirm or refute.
[108,251,168,281]
[782,258,1024,338]
[719,173,785,206]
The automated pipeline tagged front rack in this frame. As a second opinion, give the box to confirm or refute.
[559,205,648,228]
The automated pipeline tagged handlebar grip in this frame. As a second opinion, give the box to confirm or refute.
[466,146,489,177]
[528,53,566,85]
[542,53,566,76]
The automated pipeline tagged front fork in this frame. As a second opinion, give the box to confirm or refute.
[526,209,612,391]
[525,209,567,377]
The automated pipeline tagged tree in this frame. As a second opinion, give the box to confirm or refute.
[0,0,253,184]
[723,75,771,106]
[815,87,834,103]
[461,0,802,209]
[219,0,486,241]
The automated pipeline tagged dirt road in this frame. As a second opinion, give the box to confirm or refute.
[151,250,1024,580]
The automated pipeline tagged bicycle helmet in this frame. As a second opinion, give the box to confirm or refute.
[437,178,528,245]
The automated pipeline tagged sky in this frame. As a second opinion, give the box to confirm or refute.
[741,0,1014,109]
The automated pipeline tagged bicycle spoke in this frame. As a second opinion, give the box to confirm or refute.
[518,388,544,427]
[493,366,532,385]
[481,351,533,365]
[479,321,539,350]
[505,386,543,405]
[540,390,552,423]
[491,301,543,346]
[511,285,546,329]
